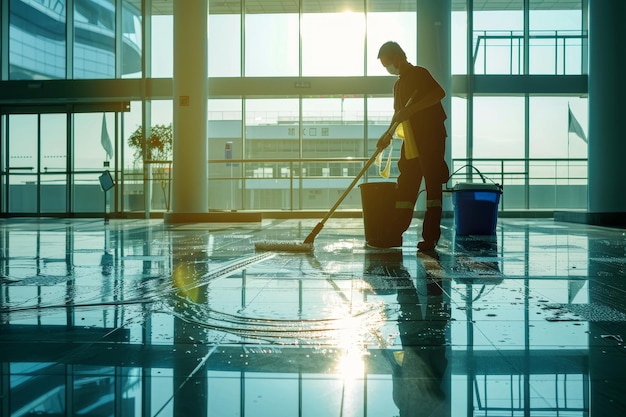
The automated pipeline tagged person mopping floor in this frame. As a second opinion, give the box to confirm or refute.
[374,41,449,253]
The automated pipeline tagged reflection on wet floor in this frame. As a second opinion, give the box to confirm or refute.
[1,217,626,416]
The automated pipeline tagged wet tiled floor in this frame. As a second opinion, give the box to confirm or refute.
[1,216,626,416]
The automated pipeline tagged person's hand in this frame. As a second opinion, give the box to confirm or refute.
[377,131,393,150]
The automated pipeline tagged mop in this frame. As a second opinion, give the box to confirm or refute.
[253,134,396,253]
[254,92,418,253]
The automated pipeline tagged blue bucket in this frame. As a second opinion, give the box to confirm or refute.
[452,183,502,236]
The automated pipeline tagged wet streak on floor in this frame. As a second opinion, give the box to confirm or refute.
[1,217,626,416]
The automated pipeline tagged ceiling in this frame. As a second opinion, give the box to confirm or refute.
[141,1,584,15]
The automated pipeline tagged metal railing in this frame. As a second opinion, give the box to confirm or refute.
[473,30,588,75]
[130,157,588,212]
[1,157,587,214]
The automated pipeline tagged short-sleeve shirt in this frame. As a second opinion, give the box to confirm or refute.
[394,64,447,142]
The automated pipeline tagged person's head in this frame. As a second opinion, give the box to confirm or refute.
[378,41,407,75]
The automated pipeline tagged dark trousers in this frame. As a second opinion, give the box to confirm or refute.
[394,141,447,244]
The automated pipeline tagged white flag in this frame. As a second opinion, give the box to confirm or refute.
[568,105,587,143]
[101,113,114,159]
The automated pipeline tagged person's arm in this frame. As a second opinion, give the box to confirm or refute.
[393,67,445,123]
[392,83,445,123]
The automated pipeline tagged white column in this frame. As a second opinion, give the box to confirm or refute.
[170,0,208,215]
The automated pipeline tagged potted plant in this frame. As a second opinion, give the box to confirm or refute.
[127,124,173,210]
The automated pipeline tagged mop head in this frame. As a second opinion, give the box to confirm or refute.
[254,240,314,253]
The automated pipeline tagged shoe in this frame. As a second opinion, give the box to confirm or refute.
[417,240,437,252]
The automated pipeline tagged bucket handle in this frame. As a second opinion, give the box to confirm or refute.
[445,164,503,192]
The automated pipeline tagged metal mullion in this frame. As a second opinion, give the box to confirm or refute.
[115,0,123,78]
[523,0,529,76]
[298,0,303,211]
[66,111,72,216]
[1,115,5,212]
[239,0,244,77]
[510,30,513,74]
[241,99,247,210]
[467,0,475,180]
[240,1,247,210]
[555,32,559,75]
[563,36,567,75]
[1,0,9,80]
[36,114,41,215]
[67,0,74,79]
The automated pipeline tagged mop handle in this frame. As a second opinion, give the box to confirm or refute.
[315,91,419,226]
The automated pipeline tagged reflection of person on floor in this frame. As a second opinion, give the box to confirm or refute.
[391,258,450,416]
[364,250,449,416]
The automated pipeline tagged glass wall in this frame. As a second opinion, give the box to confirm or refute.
[122,0,142,78]
[73,112,115,212]
[208,99,243,211]
[366,3,417,76]
[122,100,144,211]
[451,3,468,75]
[208,6,241,77]
[9,0,67,80]
[40,114,68,213]
[7,115,38,213]
[151,12,173,78]
[244,98,299,210]
[473,0,524,75]
[0,0,590,215]
[301,1,366,76]
[473,97,525,160]
[528,96,588,209]
[74,0,116,79]
[472,0,586,76]
[8,0,142,80]
[244,12,298,77]
[529,0,585,75]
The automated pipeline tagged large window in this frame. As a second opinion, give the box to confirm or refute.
[451,97,467,162]
[208,13,241,77]
[151,13,173,78]
[0,0,590,215]
[244,13,299,77]
[73,112,116,212]
[529,97,587,159]
[366,10,417,76]
[301,10,365,76]
[473,1,524,75]
[472,97,525,159]
[122,0,142,78]
[74,0,116,79]
[40,114,68,213]
[529,0,585,75]
[451,5,468,75]
[9,0,67,80]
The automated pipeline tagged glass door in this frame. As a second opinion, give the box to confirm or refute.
[7,114,38,213]
[1,105,127,217]
[5,113,68,214]
[40,114,68,213]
